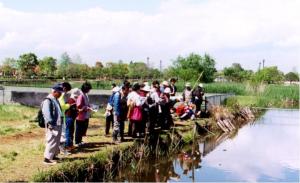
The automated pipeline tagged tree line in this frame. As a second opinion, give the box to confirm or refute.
[0,52,299,83]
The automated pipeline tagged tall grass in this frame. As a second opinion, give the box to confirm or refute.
[257,85,299,108]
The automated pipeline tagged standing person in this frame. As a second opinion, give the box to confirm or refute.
[65,88,80,151]
[159,88,174,130]
[75,82,92,146]
[112,81,131,143]
[58,82,72,155]
[182,83,192,103]
[127,83,144,138]
[169,78,177,97]
[105,84,118,136]
[192,83,205,116]
[42,84,64,165]
[139,84,151,137]
[149,80,161,131]
[160,81,169,94]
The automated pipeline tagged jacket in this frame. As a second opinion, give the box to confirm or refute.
[42,94,63,126]
[76,92,90,121]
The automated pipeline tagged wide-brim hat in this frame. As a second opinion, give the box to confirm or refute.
[164,87,171,94]
[112,86,120,92]
[141,85,151,92]
[185,82,191,87]
[162,81,169,86]
[70,88,81,98]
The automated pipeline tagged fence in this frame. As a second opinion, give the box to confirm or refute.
[204,93,235,110]
[0,86,4,104]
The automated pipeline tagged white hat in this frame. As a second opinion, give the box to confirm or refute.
[143,82,149,86]
[141,85,151,92]
[70,88,81,98]
[112,86,120,92]
[164,87,171,94]
[199,83,203,87]
[162,81,169,86]
[185,82,191,87]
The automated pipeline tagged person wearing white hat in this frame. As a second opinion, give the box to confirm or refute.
[105,85,120,136]
[158,86,174,130]
[65,88,81,151]
[182,82,192,103]
[160,80,169,93]
[112,81,131,143]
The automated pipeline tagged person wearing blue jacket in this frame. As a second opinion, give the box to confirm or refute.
[42,84,64,165]
[112,81,131,143]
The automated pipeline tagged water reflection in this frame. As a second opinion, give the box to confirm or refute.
[115,109,300,182]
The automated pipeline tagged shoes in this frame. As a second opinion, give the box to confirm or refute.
[65,146,76,151]
[43,158,57,165]
[52,156,61,161]
[113,140,121,144]
[63,151,71,156]
[75,142,85,147]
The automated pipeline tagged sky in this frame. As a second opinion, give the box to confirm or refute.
[0,0,299,73]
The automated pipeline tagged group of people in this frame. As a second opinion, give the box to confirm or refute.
[41,79,205,165]
[42,82,92,165]
[105,79,206,143]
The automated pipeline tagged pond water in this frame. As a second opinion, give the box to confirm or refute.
[114,109,300,182]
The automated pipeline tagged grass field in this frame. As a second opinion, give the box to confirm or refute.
[0,105,129,181]
[0,105,38,135]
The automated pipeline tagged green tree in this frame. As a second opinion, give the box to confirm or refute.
[127,62,148,79]
[39,56,57,77]
[223,63,253,82]
[285,72,299,83]
[57,52,72,79]
[106,61,129,79]
[17,53,39,78]
[170,53,217,82]
[253,66,284,84]
[0,58,17,77]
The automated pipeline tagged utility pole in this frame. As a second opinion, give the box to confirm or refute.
[160,60,162,72]
[259,62,261,71]
[262,59,265,68]
[146,57,149,68]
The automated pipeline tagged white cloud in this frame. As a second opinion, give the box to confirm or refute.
[0,0,299,72]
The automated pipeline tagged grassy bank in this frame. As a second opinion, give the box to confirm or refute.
[223,84,299,108]
[0,104,127,181]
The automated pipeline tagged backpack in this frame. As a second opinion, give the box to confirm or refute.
[37,98,54,128]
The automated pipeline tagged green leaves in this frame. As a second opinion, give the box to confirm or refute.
[171,53,216,82]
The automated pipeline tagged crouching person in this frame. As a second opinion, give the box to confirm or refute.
[42,84,64,165]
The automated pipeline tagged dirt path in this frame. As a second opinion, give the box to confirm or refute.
[0,118,132,182]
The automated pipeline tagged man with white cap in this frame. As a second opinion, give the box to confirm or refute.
[42,84,64,165]
[192,83,205,115]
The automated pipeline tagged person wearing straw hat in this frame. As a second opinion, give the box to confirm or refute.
[182,82,192,103]
[65,88,80,151]
[158,87,174,130]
